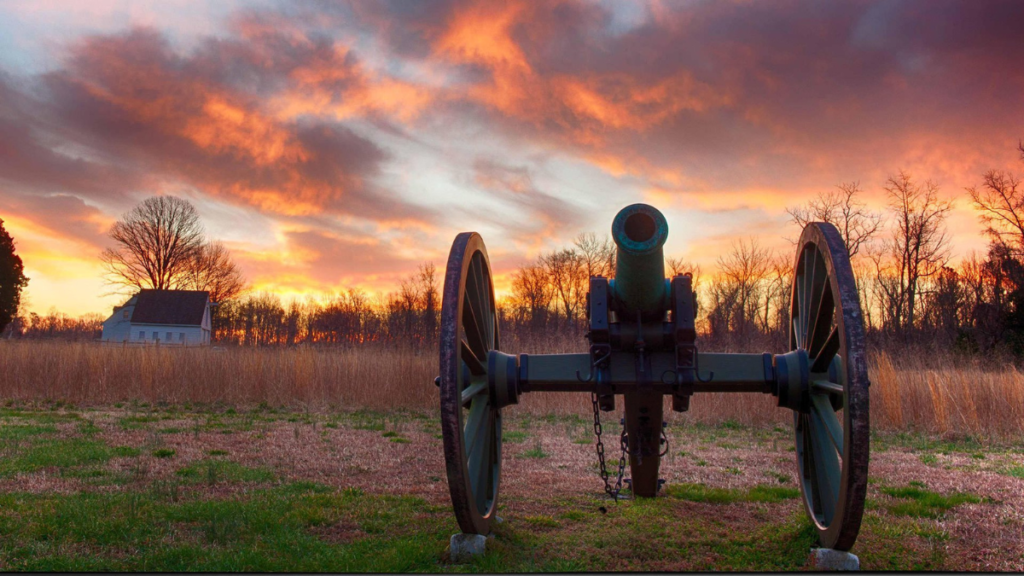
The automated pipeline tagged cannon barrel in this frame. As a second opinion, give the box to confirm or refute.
[610,203,669,320]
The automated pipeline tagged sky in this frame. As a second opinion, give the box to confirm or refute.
[0,0,1022,317]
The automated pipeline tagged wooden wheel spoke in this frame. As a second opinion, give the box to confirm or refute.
[797,251,809,346]
[462,299,489,361]
[472,412,493,511]
[810,325,840,373]
[460,339,486,376]
[811,394,844,453]
[802,249,818,346]
[470,257,493,350]
[465,399,490,469]
[461,381,488,405]
[811,379,844,396]
[809,419,841,524]
[807,287,835,359]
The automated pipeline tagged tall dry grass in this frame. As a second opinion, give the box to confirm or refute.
[2,341,1023,436]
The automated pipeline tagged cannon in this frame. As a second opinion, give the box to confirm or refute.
[437,203,869,551]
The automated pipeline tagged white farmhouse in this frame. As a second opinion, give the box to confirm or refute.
[101,289,212,345]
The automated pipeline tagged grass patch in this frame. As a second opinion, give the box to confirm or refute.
[0,437,115,477]
[117,415,160,430]
[520,443,549,459]
[152,449,176,459]
[0,483,448,572]
[176,460,276,484]
[503,430,529,443]
[665,483,800,504]
[523,515,560,528]
[880,485,985,518]
[1006,466,1024,478]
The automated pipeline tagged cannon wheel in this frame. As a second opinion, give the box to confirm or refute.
[789,222,870,551]
[439,232,502,535]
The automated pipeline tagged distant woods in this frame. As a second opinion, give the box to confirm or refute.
[101,196,245,305]
[8,145,1024,358]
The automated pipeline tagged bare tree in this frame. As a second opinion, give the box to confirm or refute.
[417,263,439,340]
[870,171,953,333]
[180,242,245,304]
[712,238,775,340]
[102,196,205,292]
[542,248,586,328]
[666,256,703,289]
[967,170,1024,253]
[573,233,614,278]
[510,262,552,333]
[787,182,881,258]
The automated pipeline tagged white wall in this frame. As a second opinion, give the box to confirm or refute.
[129,324,207,346]
[101,304,135,343]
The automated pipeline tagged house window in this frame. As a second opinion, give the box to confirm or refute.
[153,331,159,341]
[139,331,145,340]
[179,333,185,343]
[166,332,172,341]
[123,309,130,319]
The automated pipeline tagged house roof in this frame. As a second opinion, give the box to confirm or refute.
[130,289,209,326]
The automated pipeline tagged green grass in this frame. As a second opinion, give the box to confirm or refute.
[0,482,450,572]
[503,430,529,443]
[152,449,176,459]
[520,443,549,459]
[0,409,1015,571]
[880,485,985,518]
[665,483,801,504]
[0,437,115,477]
[175,460,277,484]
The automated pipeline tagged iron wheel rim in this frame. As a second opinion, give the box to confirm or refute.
[789,222,870,551]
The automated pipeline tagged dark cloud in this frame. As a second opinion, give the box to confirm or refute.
[4,26,434,224]
[2,191,112,249]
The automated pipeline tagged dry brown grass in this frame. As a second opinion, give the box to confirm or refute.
[2,341,1023,435]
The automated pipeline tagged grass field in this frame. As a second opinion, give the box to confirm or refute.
[3,341,1024,435]
[0,402,1021,571]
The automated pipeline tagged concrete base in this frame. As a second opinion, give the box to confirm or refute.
[449,533,488,563]
[810,548,860,571]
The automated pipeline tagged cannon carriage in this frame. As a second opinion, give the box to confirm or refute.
[437,203,869,551]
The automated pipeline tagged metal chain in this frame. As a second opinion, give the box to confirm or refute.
[591,392,628,502]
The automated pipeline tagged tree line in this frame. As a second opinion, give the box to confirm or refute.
[3,144,1024,356]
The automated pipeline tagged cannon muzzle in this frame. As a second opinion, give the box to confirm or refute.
[610,203,669,320]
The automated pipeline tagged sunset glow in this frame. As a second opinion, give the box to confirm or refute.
[1,0,1021,316]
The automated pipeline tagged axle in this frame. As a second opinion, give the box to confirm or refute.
[486,348,836,410]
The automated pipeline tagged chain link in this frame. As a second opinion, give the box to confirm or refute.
[591,392,628,502]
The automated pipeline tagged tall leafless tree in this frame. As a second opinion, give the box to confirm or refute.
[102,196,206,292]
[180,242,245,304]
[967,170,1024,253]
[573,232,615,278]
[417,263,439,340]
[542,248,586,328]
[666,256,703,289]
[870,171,953,334]
[787,182,881,258]
[510,262,552,334]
